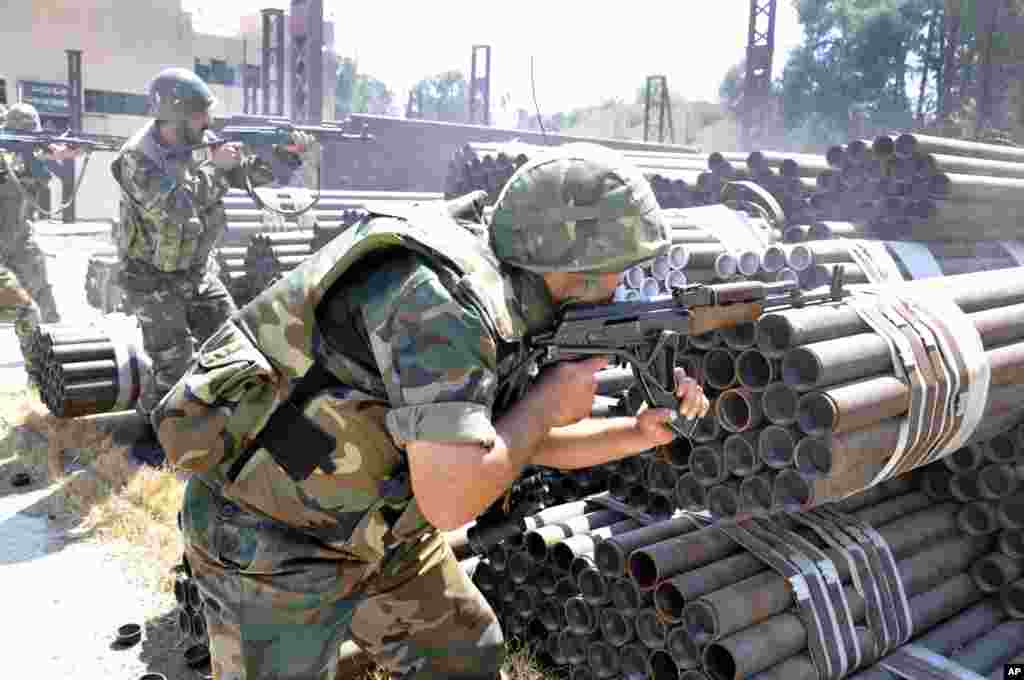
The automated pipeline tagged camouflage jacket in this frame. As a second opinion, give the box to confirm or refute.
[0,149,56,242]
[111,121,279,277]
[153,202,557,549]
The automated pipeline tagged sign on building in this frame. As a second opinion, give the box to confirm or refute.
[18,80,70,116]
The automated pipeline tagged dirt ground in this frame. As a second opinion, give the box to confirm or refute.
[0,224,550,680]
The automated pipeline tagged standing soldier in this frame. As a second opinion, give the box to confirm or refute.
[152,143,709,679]
[0,102,82,387]
[111,67,315,460]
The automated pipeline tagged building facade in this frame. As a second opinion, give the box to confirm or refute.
[1,0,337,220]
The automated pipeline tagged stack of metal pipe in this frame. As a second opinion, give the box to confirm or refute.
[215,231,325,306]
[590,268,1024,523]
[219,189,442,246]
[445,142,728,209]
[28,317,148,418]
[463,460,1024,679]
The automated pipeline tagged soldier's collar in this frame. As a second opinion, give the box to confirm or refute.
[507,268,558,336]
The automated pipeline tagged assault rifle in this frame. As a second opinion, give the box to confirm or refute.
[0,129,127,218]
[0,129,126,154]
[177,115,375,218]
[511,270,848,440]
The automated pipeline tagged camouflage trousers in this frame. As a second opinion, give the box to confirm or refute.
[0,266,42,382]
[119,260,238,418]
[3,237,59,324]
[180,479,506,680]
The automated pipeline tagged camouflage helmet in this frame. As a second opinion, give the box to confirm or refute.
[145,67,217,122]
[489,142,669,273]
[4,103,42,132]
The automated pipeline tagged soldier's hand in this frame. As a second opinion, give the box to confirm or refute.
[43,144,82,161]
[281,131,316,154]
[634,367,709,445]
[212,142,244,170]
[532,356,610,428]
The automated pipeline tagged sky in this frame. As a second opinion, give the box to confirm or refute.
[183,1,804,123]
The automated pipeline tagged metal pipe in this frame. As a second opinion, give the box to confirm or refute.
[721,321,758,351]
[598,608,635,646]
[945,443,987,473]
[692,412,723,442]
[1003,578,1024,618]
[984,432,1019,464]
[650,649,681,679]
[577,565,610,606]
[707,538,993,679]
[467,499,594,552]
[724,430,764,476]
[620,642,655,679]
[594,514,706,579]
[736,349,778,391]
[549,519,642,572]
[707,480,743,518]
[999,494,1024,529]
[740,471,777,514]
[921,466,953,502]
[635,607,669,649]
[703,348,738,390]
[949,620,1024,674]
[781,332,893,391]
[717,388,765,433]
[564,595,599,634]
[608,575,651,615]
[761,383,799,426]
[894,132,1024,164]
[978,463,1024,499]
[958,501,1001,536]
[690,442,728,486]
[629,479,917,589]
[647,458,680,494]
[667,436,694,469]
[971,553,1024,593]
[675,472,708,511]
[756,270,1024,356]
[586,639,621,678]
[523,509,625,561]
[686,500,966,642]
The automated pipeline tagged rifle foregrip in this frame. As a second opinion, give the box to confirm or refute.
[688,302,763,336]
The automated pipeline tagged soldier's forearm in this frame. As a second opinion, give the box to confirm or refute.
[530,417,648,469]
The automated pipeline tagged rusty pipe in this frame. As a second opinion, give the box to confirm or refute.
[594,514,706,579]
[705,537,994,679]
[684,500,967,642]
[628,479,917,589]
[717,387,765,433]
[756,271,1024,356]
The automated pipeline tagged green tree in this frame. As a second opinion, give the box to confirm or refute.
[408,70,469,122]
[778,0,938,145]
[335,58,395,117]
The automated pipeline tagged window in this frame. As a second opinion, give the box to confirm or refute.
[84,89,149,116]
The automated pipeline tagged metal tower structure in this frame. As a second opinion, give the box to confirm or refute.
[741,0,777,148]
[643,75,674,144]
[468,45,492,126]
[289,0,325,123]
[261,8,286,117]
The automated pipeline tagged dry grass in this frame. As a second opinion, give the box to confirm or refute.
[0,387,185,594]
[354,642,553,680]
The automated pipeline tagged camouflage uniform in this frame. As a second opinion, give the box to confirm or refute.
[0,103,61,326]
[153,144,668,679]
[111,120,285,418]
